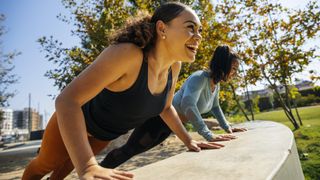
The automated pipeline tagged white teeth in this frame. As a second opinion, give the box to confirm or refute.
[186,44,198,50]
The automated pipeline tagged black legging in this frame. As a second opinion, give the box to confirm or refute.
[100,116,172,168]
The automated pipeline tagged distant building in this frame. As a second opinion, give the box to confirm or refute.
[242,80,315,101]
[39,114,44,130]
[295,80,315,91]
[13,108,42,132]
[13,110,26,129]
[23,108,42,131]
[242,88,273,101]
[0,108,13,136]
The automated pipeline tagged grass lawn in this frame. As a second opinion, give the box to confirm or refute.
[227,105,320,180]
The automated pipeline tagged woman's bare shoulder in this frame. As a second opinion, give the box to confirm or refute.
[101,43,143,65]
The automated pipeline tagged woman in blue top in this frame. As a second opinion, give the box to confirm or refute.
[173,45,247,141]
[100,45,247,168]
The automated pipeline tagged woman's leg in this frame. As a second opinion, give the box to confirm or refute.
[22,113,70,180]
[49,136,110,180]
[22,112,110,180]
[100,116,172,168]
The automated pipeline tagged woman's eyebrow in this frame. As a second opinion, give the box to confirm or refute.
[183,20,202,28]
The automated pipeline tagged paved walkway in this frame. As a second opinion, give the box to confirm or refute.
[0,134,199,179]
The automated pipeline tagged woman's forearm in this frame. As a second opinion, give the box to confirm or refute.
[211,106,230,131]
[181,104,214,141]
[55,99,97,176]
[160,105,192,145]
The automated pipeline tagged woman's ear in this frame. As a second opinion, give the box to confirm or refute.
[155,20,167,39]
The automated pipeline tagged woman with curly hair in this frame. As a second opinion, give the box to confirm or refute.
[22,2,223,180]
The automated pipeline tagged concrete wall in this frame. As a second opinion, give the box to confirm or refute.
[131,121,304,180]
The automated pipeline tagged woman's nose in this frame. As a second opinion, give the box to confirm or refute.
[194,33,202,42]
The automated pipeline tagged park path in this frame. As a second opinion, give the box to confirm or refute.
[0,133,203,179]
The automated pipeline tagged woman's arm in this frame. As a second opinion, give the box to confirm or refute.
[211,87,247,134]
[55,43,141,178]
[159,62,194,147]
[210,84,231,132]
[160,66,223,150]
[179,72,215,141]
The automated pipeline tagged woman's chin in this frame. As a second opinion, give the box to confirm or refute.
[188,56,196,62]
[182,55,196,63]
[181,59,194,63]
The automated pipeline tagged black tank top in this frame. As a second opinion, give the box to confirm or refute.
[82,55,173,140]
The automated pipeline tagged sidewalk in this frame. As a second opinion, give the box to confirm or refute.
[0,134,200,179]
[0,142,26,151]
[0,120,219,179]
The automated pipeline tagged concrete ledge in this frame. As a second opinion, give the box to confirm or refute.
[131,121,304,180]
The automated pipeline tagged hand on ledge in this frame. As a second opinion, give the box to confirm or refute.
[210,134,237,142]
[80,164,134,180]
[226,127,248,133]
[186,140,225,152]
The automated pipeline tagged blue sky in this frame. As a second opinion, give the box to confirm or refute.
[1,0,319,124]
[1,0,79,122]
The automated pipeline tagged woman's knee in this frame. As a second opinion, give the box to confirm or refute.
[22,157,52,180]
[50,159,74,180]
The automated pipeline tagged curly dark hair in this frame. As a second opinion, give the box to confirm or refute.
[209,45,239,84]
[111,2,190,53]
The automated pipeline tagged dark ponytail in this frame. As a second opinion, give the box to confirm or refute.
[209,45,239,84]
[111,2,190,53]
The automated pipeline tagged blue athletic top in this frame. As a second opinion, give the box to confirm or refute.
[82,55,172,141]
[173,70,230,141]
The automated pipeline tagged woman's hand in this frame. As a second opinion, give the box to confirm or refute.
[226,127,248,133]
[186,140,225,152]
[209,134,237,142]
[232,127,247,132]
[80,164,134,180]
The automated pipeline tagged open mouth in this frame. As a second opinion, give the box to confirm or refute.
[186,44,198,53]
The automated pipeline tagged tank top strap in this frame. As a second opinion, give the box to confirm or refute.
[168,67,172,79]
[142,51,173,93]
[142,50,148,63]
[165,66,173,93]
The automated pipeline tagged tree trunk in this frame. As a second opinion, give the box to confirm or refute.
[293,100,303,126]
[230,83,251,121]
[239,58,254,120]
[283,83,301,128]
[245,86,254,120]
[265,11,300,130]
[261,67,299,129]
[272,88,300,129]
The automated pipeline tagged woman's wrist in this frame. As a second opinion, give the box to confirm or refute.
[183,135,193,145]
[225,127,233,133]
[78,157,99,176]
[204,133,215,142]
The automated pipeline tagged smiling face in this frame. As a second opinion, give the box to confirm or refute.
[228,59,239,80]
[209,45,240,84]
[156,8,202,62]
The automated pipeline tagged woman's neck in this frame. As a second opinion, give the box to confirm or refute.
[210,79,216,93]
[148,47,175,75]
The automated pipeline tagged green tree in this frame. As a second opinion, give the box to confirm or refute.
[211,0,262,120]
[195,0,254,117]
[252,94,260,113]
[235,0,320,129]
[39,0,132,90]
[0,14,20,126]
